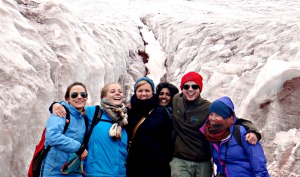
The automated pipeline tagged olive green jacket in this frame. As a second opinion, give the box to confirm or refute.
[172,93,211,162]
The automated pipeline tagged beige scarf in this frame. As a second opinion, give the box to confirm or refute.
[101,98,128,140]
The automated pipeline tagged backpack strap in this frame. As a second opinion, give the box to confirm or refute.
[83,105,102,147]
[233,124,242,147]
[44,105,71,151]
[62,105,70,134]
[235,117,261,141]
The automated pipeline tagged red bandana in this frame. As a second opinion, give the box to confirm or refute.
[204,116,234,142]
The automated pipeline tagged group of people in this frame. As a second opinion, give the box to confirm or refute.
[37,71,270,177]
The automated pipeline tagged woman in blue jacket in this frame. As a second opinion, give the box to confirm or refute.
[51,82,128,177]
[200,96,270,177]
[83,82,128,177]
[41,82,88,177]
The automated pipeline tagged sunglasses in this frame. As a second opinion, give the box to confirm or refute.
[70,92,88,99]
[183,84,199,90]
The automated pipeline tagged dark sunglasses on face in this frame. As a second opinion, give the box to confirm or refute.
[70,92,88,99]
[183,84,199,90]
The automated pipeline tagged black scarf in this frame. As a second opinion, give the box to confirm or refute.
[130,94,158,118]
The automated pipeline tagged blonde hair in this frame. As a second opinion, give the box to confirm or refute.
[100,82,123,99]
[135,80,148,93]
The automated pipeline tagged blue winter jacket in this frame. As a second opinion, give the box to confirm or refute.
[42,103,87,177]
[84,105,128,177]
[200,96,270,177]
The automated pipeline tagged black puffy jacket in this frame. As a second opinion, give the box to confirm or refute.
[126,95,173,177]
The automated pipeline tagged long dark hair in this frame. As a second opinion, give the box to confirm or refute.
[64,82,87,100]
[155,82,179,107]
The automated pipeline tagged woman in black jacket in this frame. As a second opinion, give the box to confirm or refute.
[126,77,173,177]
[155,82,179,114]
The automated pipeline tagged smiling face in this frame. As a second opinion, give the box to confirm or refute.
[182,81,200,102]
[66,85,88,111]
[136,82,153,100]
[102,83,123,106]
[158,88,171,106]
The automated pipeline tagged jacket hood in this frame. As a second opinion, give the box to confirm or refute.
[214,96,237,132]
[214,96,235,117]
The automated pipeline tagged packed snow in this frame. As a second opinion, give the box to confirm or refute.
[1,0,300,176]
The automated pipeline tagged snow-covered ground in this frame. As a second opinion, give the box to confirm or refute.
[1,0,300,176]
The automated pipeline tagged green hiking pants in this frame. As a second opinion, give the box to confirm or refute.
[170,157,213,177]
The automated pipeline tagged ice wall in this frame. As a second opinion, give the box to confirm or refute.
[141,2,300,176]
[1,0,145,176]
[1,0,300,176]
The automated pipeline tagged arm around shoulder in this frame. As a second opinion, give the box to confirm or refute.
[236,117,262,141]
[49,101,68,118]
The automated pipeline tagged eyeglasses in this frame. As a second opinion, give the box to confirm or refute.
[70,92,88,99]
[183,84,199,90]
